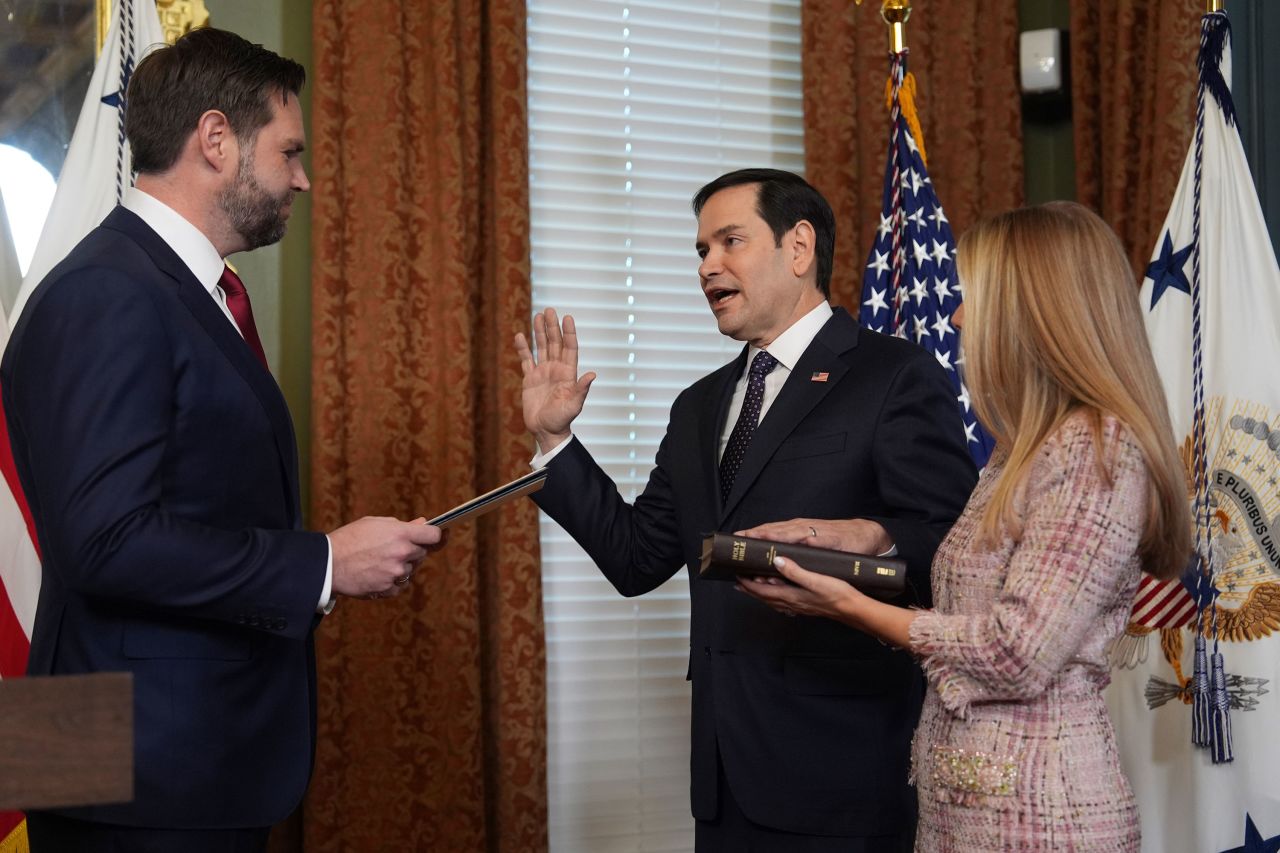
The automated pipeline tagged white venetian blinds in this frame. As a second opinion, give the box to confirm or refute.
[527,2,804,850]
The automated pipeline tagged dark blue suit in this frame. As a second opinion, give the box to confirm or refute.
[2,207,329,829]
[533,308,977,840]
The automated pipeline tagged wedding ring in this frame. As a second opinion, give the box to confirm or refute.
[395,572,412,586]
[808,526,817,538]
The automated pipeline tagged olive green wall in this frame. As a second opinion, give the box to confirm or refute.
[1018,0,1074,205]
[1232,0,1280,254]
[1015,0,1278,243]
[210,0,315,513]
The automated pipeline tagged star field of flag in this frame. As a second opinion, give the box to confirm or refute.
[859,76,994,468]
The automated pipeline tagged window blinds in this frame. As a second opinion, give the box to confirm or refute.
[527,2,804,849]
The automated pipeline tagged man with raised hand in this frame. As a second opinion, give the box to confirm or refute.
[516,168,976,850]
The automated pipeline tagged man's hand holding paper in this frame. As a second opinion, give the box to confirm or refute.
[330,517,443,599]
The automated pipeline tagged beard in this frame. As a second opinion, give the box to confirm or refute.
[218,149,293,251]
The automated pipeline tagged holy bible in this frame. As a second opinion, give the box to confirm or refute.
[699,532,907,599]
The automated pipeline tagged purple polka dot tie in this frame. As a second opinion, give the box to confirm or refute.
[719,350,779,503]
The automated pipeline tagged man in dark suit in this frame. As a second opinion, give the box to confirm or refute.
[2,28,441,852]
[515,169,977,850]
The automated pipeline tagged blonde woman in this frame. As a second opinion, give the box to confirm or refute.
[739,201,1191,851]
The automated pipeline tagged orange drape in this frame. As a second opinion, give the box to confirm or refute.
[801,0,1025,309]
[1071,0,1202,276]
[302,1,546,850]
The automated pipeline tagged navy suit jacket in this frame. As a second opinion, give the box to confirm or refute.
[534,307,977,837]
[1,207,329,828]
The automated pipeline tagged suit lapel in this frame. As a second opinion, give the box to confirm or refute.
[718,309,860,522]
[105,209,302,524]
[703,347,748,516]
[176,281,302,521]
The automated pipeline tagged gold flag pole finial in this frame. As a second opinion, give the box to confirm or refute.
[96,0,213,54]
[1207,0,1223,11]
[855,0,912,53]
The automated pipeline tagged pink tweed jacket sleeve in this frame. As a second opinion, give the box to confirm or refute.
[908,415,1149,717]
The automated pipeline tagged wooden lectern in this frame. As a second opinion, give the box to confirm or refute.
[0,673,132,810]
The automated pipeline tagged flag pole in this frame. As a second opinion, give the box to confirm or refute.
[854,0,912,53]
[1207,0,1223,11]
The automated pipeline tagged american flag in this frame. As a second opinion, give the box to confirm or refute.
[859,51,993,469]
[1129,574,1198,630]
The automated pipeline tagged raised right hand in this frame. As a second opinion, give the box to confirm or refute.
[329,516,442,599]
[514,307,596,452]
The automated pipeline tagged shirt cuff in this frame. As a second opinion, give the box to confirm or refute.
[318,536,336,614]
[531,433,575,468]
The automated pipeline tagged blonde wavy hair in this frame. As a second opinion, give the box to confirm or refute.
[958,201,1191,581]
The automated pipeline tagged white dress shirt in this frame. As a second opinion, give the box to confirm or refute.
[123,188,335,610]
[123,188,240,332]
[716,301,832,461]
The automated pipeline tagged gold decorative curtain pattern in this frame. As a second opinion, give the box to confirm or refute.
[298,0,546,850]
[801,0,1024,310]
[1071,0,1203,277]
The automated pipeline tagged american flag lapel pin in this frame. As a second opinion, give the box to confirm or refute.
[810,371,829,382]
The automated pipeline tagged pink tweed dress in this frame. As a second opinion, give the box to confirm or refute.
[908,413,1145,852]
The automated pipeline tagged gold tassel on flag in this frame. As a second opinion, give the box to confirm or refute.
[885,74,927,166]
[0,818,27,853]
[860,1,926,163]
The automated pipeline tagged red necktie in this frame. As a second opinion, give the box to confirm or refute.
[219,265,269,369]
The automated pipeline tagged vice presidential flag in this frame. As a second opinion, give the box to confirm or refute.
[859,51,993,469]
[12,0,166,323]
[1105,11,1280,852]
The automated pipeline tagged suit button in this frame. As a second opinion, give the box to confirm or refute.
[704,646,711,657]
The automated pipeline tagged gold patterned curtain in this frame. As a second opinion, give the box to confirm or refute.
[801,0,1024,310]
[296,0,546,850]
[1071,0,1202,276]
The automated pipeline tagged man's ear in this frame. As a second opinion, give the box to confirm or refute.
[789,219,816,280]
[195,109,234,172]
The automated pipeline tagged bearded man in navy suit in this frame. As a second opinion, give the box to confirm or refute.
[3,28,441,852]
[515,169,978,851]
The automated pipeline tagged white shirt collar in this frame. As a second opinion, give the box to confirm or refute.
[123,187,225,295]
[750,300,833,372]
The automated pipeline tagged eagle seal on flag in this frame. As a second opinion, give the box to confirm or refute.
[1117,405,1277,713]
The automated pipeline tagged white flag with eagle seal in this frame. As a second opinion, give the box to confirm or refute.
[11,0,167,325]
[1105,10,1280,853]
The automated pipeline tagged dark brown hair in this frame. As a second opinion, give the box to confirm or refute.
[125,27,305,174]
[692,169,836,298]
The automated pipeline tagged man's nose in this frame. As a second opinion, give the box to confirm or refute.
[698,251,720,280]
